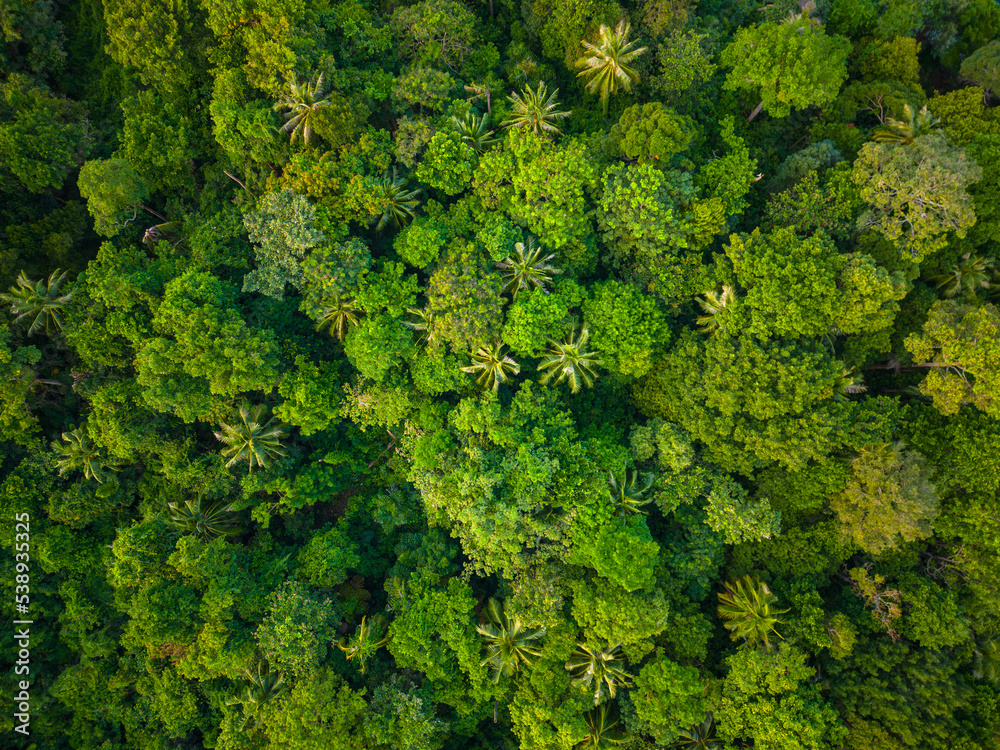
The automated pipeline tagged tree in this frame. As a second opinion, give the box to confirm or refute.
[214,401,290,473]
[391,0,478,74]
[631,657,706,745]
[475,131,598,268]
[256,581,341,676]
[415,130,478,195]
[720,13,851,122]
[961,40,1000,99]
[1,268,73,335]
[503,82,572,136]
[373,168,421,231]
[425,243,504,352]
[52,426,121,484]
[716,644,843,750]
[608,102,694,163]
[538,326,603,394]
[575,21,648,114]
[704,477,781,545]
[0,74,89,193]
[273,73,331,147]
[243,189,325,299]
[722,227,908,339]
[461,341,521,391]
[475,597,546,684]
[852,133,982,261]
[830,442,939,555]
[77,158,151,237]
[566,642,634,705]
[638,333,849,473]
[167,495,241,542]
[904,300,1000,417]
[497,235,561,298]
[717,575,788,650]
[582,280,671,378]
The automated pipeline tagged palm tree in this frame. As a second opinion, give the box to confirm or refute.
[374,168,421,231]
[928,253,995,298]
[503,82,572,136]
[538,326,602,394]
[52,426,120,484]
[674,713,723,749]
[403,306,438,346]
[832,369,867,402]
[273,73,331,146]
[316,291,362,341]
[214,402,290,473]
[575,21,648,115]
[452,111,497,154]
[1,269,74,336]
[476,598,546,684]
[464,82,493,114]
[566,642,633,705]
[717,575,789,651]
[576,703,628,748]
[873,104,939,145]
[497,236,561,297]
[168,494,241,542]
[607,468,654,518]
[694,285,737,335]
[226,659,288,731]
[461,341,520,391]
[974,636,1000,686]
[337,615,391,675]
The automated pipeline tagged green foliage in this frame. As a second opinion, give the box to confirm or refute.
[391,0,478,73]
[716,643,844,750]
[415,130,478,195]
[344,314,416,382]
[243,189,326,299]
[631,657,706,745]
[0,74,89,193]
[255,581,341,676]
[503,81,573,137]
[583,280,670,379]
[853,133,982,261]
[608,103,694,163]
[641,333,849,473]
[961,40,1000,97]
[297,524,360,589]
[722,227,908,338]
[905,300,1000,417]
[720,14,851,120]
[77,159,150,237]
[830,442,939,555]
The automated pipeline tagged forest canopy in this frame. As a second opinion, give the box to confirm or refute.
[2,0,1000,748]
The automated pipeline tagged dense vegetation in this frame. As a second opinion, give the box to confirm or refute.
[2,0,1000,747]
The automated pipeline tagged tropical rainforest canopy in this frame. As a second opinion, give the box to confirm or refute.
[3,0,1000,747]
